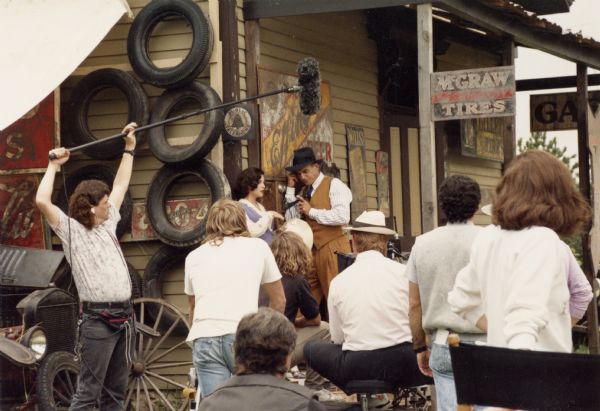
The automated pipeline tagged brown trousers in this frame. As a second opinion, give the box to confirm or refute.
[308,235,351,304]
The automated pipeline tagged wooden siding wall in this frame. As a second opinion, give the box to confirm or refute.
[57,0,217,315]
[257,12,381,209]
[436,40,503,226]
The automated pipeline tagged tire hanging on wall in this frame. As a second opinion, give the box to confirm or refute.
[147,81,224,166]
[143,244,190,336]
[146,160,231,248]
[67,68,150,160]
[55,164,133,239]
[127,0,213,88]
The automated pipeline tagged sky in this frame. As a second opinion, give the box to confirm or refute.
[514,0,599,158]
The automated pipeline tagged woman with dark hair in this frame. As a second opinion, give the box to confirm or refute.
[233,167,283,244]
[449,150,591,353]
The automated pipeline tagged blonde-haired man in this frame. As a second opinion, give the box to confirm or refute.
[185,199,286,397]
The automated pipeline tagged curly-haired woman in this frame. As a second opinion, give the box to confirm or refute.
[233,167,283,244]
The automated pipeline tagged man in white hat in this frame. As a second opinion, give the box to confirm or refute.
[303,210,431,395]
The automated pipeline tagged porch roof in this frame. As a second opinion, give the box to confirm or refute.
[243,0,600,70]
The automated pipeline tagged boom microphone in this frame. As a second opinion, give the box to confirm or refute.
[49,57,323,160]
[297,57,321,115]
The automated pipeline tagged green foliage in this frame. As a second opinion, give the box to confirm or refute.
[517,131,578,180]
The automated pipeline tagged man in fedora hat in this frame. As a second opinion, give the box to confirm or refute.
[303,210,431,395]
[285,147,352,316]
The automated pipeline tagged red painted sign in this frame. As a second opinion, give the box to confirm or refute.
[0,92,57,173]
[0,175,46,249]
[131,198,211,241]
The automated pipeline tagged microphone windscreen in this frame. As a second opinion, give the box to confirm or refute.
[297,57,321,115]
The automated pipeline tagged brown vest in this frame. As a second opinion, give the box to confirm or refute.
[305,176,345,249]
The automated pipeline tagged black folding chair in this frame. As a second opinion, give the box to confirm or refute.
[448,334,600,411]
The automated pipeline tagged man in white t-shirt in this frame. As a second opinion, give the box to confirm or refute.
[185,199,285,397]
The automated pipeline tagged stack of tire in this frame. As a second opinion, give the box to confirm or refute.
[62,0,229,333]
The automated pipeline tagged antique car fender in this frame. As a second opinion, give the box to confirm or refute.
[0,335,36,367]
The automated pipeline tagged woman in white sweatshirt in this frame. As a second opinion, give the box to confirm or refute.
[448,150,590,352]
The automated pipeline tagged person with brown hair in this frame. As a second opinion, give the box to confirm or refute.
[269,231,332,398]
[304,211,431,399]
[198,308,326,411]
[449,150,592,353]
[35,122,137,410]
[233,167,283,244]
[185,199,286,397]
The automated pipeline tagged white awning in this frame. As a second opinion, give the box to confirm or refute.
[0,0,132,131]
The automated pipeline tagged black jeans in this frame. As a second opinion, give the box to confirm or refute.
[69,314,129,411]
[303,341,433,393]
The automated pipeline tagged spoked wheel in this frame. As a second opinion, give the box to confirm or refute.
[126,297,192,411]
[36,351,80,411]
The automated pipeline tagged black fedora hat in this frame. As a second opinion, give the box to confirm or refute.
[285,147,318,173]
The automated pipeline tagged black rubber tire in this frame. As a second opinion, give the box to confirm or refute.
[146,160,230,247]
[127,0,213,88]
[143,245,190,336]
[37,351,80,411]
[148,81,224,165]
[55,164,132,239]
[67,68,149,160]
[128,262,144,300]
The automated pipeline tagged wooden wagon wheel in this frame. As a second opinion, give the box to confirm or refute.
[126,297,192,411]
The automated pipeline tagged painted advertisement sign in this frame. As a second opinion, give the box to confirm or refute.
[346,125,368,221]
[0,92,58,174]
[258,67,334,177]
[0,175,46,248]
[431,66,515,121]
[131,198,210,241]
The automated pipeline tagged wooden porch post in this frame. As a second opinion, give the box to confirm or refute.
[577,62,600,354]
[417,3,437,232]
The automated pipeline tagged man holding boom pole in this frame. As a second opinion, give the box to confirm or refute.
[35,122,138,410]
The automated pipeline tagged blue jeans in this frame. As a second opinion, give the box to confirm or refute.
[193,334,236,397]
[430,343,484,411]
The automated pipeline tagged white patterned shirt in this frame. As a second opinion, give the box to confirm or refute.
[52,202,131,302]
[285,172,352,225]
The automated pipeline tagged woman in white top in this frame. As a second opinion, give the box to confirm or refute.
[233,167,283,244]
[448,150,590,353]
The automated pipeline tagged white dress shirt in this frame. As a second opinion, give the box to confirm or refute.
[328,250,412,351]
[284,172,352,225]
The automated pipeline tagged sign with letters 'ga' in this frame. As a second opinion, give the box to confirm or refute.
[530,91,600,132]
[431,66,515,121]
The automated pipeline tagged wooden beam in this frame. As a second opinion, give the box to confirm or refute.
[417,4,437,232]
[577,63,600,354]
[438,0,600,70]
[517,74,600,92]
[243,0,427,20]
[220,0,242,184]
[244,20,261,168]
[503,40,516,168]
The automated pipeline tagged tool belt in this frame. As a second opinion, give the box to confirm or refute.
[82,301,132,331]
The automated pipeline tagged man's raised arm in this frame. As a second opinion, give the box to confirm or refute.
[35,148,70,228]
[109,122,137,210]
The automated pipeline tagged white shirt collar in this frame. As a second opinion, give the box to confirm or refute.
[311,172,325,191]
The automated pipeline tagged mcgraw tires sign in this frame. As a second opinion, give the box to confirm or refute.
[431,66,515,121]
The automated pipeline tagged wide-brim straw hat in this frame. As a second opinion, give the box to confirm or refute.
[282,218,314,250]
[345,210,397,236]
